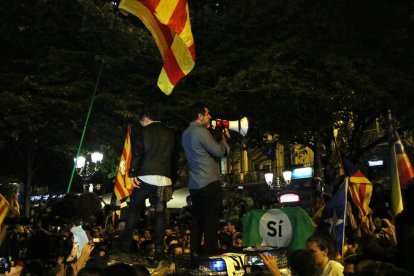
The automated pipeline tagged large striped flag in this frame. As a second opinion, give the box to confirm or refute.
[343,158,372,220]
[388,112,414,215]
[242,207,315,251]
[114,127,134,200]
[0,194,9,246]
[119,0,195,95]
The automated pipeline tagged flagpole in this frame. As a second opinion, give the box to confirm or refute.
[342,177,348,256]
[388,110,404,217]
[333,128,345,175]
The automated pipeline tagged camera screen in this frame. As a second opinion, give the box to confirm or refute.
[0,258,9,273]
[247,255,264,266]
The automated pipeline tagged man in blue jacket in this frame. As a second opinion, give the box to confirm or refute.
[182,103,230,262]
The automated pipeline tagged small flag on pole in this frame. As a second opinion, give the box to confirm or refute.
[388,111,414,216]
[114,127,133,200]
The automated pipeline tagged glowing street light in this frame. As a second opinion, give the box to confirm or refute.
[74,151,103,193]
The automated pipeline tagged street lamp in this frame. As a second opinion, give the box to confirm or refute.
[91,152,103,163]
[264,171,274,187]
[74,151,103,193]
[282,170,292,186]
[264,171,283,190]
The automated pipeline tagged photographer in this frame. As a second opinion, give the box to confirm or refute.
[373,216,397,246]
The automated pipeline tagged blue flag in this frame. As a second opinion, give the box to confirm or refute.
[319,181,346,256]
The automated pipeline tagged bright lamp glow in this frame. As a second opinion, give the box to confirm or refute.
[91,152,103,163]
[264,172,274,185]
[74,156,86,169]
[283,170,292,184]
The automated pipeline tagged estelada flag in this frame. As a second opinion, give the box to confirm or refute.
[114,127,134,200]
[119,0,195,95]
[0,194,9,245]
[319,180,347,256]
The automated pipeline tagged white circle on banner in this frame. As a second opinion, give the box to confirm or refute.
[259,209,293,247]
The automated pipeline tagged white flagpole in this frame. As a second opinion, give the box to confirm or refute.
[342,177,348,256]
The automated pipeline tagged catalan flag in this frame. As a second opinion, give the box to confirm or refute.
[343,158,372,218]
[0,194,9,246]
[119,0,195,95]
[114,127,134,200]
[388,111,414,215]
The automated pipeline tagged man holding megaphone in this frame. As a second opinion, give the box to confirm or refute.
[182,103,230,265]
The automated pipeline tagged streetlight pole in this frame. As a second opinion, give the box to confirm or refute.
[74,152,103,193]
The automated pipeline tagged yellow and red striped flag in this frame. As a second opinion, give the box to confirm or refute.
[390,127,414,188]
[388,111,414,215]
[0,194,9,245]
[119,0,196,95]
[114,127,134,200]
[349,170,372,217]
[343,158,373,220]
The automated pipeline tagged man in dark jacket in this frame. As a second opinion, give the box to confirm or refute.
[121,110,178,255]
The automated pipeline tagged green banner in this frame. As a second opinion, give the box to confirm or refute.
[242,207,315,251]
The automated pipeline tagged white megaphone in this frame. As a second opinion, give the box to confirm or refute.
[210,117,249,136]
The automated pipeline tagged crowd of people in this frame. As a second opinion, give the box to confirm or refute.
[1,103,414,276]
[1,181,412,276]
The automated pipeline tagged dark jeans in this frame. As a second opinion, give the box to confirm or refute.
[189,181,223,256]
[121,182,166,249]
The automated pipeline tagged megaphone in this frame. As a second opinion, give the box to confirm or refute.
[211,117,249,136]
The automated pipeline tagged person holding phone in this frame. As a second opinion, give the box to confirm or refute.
[260,250,318,276]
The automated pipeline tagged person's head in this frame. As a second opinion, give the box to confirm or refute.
[78,266,105,276]
[306,233,335,267]
[183,229,191,239]
[226,220,239,234]
[187,103,211,126]
[185,195,192,205]
[288,249,319,276]
[233,232,243,248]
[168,243,183,256]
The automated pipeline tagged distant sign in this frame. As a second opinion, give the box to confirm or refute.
[368,160,384,167]
[292,167,313,179]
[279,193,300,203]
